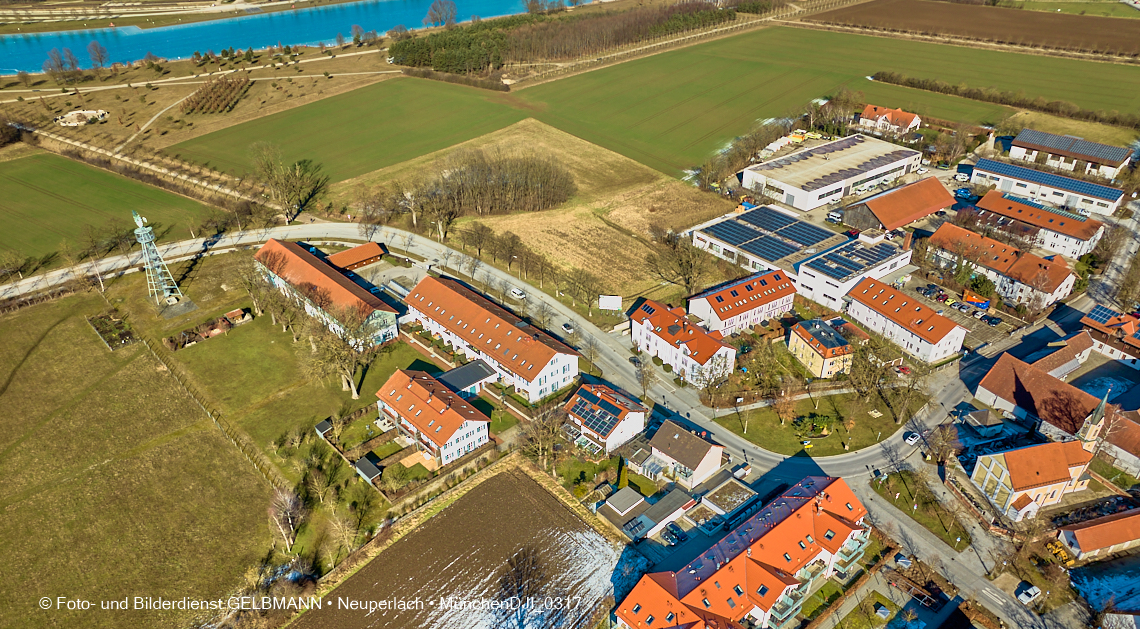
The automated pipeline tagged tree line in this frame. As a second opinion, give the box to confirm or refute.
[389,2,741,74]
[356,148,575,241]
[872,71,1140,130]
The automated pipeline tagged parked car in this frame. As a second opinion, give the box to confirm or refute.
[1017,583,1042,605]
[987,316,1002,327]
[954,173,970,182]
[917,167,928,175]
[846,229,861,238]
[509,287,526,300]
[666,522,689,543]
[936,210,948,217]
[897,365,912,376]
[926,283,938,291]
[629,356,642,367]
[974,310,987,319]
[945,299,958,306]
[561,322,575,335]
[905,432,921,446]
[955,187,973,198]
[369,286,382,294]
[660,529,678,546]
[936,294,948,303]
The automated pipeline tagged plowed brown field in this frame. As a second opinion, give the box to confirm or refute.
[807,0,1140,55]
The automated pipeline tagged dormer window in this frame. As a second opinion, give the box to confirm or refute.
[798,541,806,550]
[757,585,769,596]
[632,604,641,614]
[783,553,791,562]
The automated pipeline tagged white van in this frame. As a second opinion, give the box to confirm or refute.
[827,210,844,223]
[509,287,526,300]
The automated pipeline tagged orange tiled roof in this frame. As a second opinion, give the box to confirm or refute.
[862,104,919,129]
[565,384,646,438]
[407,277,577,383]
[632,300,733,366]
[255,239,395,315]
[617,477,868,628]
[375,370,488,447]
[1030,331,1093,374]
[929,224,1073,293]
[976,191,1104,242]
[689,270,796,323]
[1001,441,1092,491]
[861,178,954,231]
[326,242,387,269]
[847,278,963,345]
[1081,308,1140,351]
[979,353,1100,434]
[1061,509,1140,553]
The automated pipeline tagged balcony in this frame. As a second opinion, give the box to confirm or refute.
[795,560,826,583]
[769,585,808,620]
[766,608,803,629]
[835,535,870,569]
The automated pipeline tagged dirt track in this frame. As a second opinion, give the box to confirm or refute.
[806,0,1140,55]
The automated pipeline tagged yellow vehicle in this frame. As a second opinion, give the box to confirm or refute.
[1047,541,1075,567]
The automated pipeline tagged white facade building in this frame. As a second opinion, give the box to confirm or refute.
[565,384,647,454]
[687,270,796,336]
[630,300,736,388]
[375,370,490,467]
[1010,129,1134,181]
[845,278,967,363]
[797,233,913,312]
[971,158,1124,216]
[974,191,1104,259]
[406,276,578,403]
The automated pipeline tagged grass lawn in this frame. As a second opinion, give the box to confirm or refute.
[558,455,620,489]
[801,580,844,619]
[1020,0,1140,18]
[1090,457,1140,491]
[0,152,215,260]
[834,591,899,629]
[714,392,906,456]
[173,77,527,182]
[0,293,271,629]
[629,472,659,497]
[872,471,972,548]
[373,441,403,460]
[518,26,1140,174]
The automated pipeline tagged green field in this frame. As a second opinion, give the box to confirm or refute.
[517,26,1140,173]
[173,78,528,182]
[0,152,215,260]
[0,293,271,629]
[1019,1,1140,18]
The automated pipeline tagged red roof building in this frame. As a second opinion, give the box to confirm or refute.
[631,300,736,387]
[615,477,870,629]
[254,239,397,346]
[970,440,1093,522]
[1059,509,1140,560]
[326,241,387,270]
[687,270,796,336]
[845,278,966,363]
[851,177,954,231]
[565,384,647,454]
[859,104,921,134]
[375,370,489,466]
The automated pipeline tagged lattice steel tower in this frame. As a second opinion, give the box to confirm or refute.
[133,211,183,305]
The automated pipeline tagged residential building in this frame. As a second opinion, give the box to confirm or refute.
[692,205,849,278]
[254,239,397,346]
[325,241,387,270]
[1010,128,1134,180]
[788,319,854,378]
[630,300,736,388]
[858,104,922,134]
[971,158,1124,215]
[928,223,1076,309]
[969,440,1094,521]
[844,278,966,363]
[375,370,490,467]
[739,134,922,211]
[615,476,871,629]
[974,191,1104,259]
[964,409,1005,439]
[1081,305,1140,369]
[843,177,954,232]
[564,384,647,454]
[436,359,498,399]
[406,276,579,403]
[688,270,796,336]
[607,488,696,541]
[645,420,724,489]
[797,233,913,311]
[1058,510,1140,561]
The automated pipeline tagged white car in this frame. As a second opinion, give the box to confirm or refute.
[509,288,526,300]
[904,432,921,446]
[916,167,928,175]
[561,322,575,335]
[1017,583,1042,605]
[954,173,970,182]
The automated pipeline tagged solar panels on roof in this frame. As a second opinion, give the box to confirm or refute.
[1086,304,1121,325]
[569,397,620,438]
[975,159,1123,201]
[804,241,902,281]
[1014,129,1132,165]
[739,206,797,232]
[704,221,762,246]
[740,236,798,262]
[780,221,834,247]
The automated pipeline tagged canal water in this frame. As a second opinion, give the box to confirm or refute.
[0,0,529,74]
[291,469,648,629]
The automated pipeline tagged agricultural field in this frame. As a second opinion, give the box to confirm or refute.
[806,0,1140,54]
[517,26,1140,174]
[1018,1,1140,18]
[0,292,271,629]
[173,77,528,182]
[0,151,215,260]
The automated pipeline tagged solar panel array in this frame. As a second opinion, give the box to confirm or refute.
[699,206,838,263]
[1014,129,1132,165]
[802,149,917,192]
[805,241,901,282]
[569,395,621,438]
[1086,304,1122,325]
[975,159,1123,201]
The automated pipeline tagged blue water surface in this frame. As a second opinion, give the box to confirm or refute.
[0,0,528,74]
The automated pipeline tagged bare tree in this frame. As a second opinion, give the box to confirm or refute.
[268,488,305,553]
[462,222,495,257]
[0,249,26,284]
[87,41,109,72]
[530,299,554,329]
[772,385,799,426]
[648,233,710,296]
[299,305,382,399]
[636,360,656,400]
[329,510,359,562]
[250,142,329,222]
[519,404,566,472]
[306,469,332,504]
[423,0,458,28]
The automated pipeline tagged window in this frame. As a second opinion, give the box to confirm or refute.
[666,613,675,623]
[645,616,655,626]
[825,529,836,540]
[783,553,791,562]
[714,581,721,589]
[806,535,814,544]
[757,585,769,597]
[734,585,744,597]
[632,604,641,614]
[726,599,736,609]
[798,541,806,549]
[702,598,711,609]
[846,502,854,511]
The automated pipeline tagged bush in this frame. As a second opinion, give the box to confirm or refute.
[652,356,663,366]
[401,67,508,91]
[673,377,684,387]
[662,364,673,373]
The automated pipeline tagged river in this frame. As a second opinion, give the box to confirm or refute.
[0,0,529,75]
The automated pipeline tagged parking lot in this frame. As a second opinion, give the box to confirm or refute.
[900,278,1021,349]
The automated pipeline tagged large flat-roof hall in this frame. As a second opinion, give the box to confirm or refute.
[738,134,921,211]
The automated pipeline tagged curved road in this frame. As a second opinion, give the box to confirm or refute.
[0,223,1044,628]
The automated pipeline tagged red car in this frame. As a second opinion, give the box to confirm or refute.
[897,366,912,375]
[935,294,948,303]
[846,229,861,238]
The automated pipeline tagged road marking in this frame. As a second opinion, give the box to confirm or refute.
[660,380,676,393]
[983,589,1004,604]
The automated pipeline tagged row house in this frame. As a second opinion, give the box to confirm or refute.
[844,278,966,363]
[1010,128,1134,181]
[974,191,1104,259]
[929,223,1076,309]
[630,300,737,388]
[375,370,489,467]
[406,276,579,404]
[616,476,871,629]
[565,384,647,454]
[687,270,796,336]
